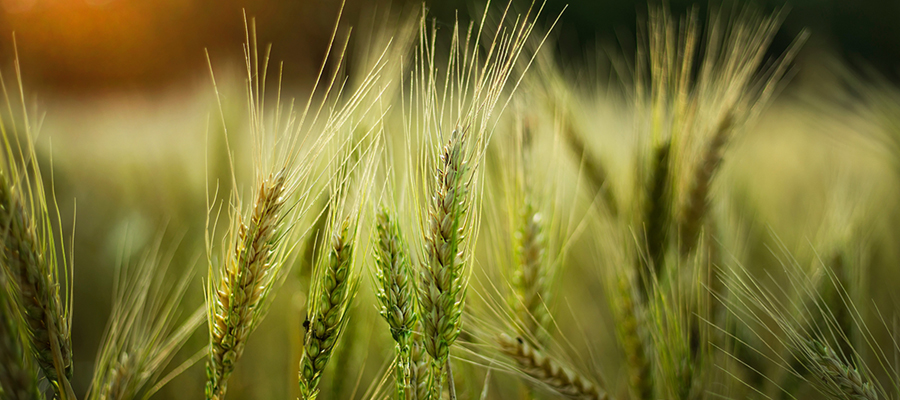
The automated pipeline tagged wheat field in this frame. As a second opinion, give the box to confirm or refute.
[1,1,900,399]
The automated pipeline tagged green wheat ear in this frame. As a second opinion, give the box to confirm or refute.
[0,63,75,400]
[0,270,41,400]
[373,208,418,399]
[299,216,359,400]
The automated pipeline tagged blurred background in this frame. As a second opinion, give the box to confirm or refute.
[2,0,900,398]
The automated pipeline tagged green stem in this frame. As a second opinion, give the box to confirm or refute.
[446,359,457,400]
[397,342,411,400]
[429,360,444,400]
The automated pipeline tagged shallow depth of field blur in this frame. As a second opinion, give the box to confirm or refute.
[4,0,900,399]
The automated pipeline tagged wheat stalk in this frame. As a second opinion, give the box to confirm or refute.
[299,216,359,400]
[206,171,287,400]
[615,273,653,400]
[373,208,418,399]
[497,333,609,400]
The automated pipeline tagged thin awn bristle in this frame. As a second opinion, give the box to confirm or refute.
[299,216,358,400]
[373,208,418,400]
[206,171,287,400]
[0,274,41,400]
[497,333,609,400]
[419,128,471,398]
[91,236,204,400]
[0,171,75,399]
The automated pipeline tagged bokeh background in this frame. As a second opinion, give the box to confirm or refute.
[2,0,900,398]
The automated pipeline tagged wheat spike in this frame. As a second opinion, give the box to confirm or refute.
[0,274,41,400]
[407,332,430,400]
[512,201,549,341]
[678,114,732,256]
[419,128,471,398]
[806,340,878,400]
[206,171,287,400]
[498,333,609,400]
[299,216,358,400]
[373,208,418,399]
[641,139,671,296]
[0,167,75,400]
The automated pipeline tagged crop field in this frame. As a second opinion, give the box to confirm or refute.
[1,1,900,399]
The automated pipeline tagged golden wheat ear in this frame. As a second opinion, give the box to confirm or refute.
[0,51,75,400]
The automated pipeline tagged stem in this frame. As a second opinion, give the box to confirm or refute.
[429,360,444,400]
[446,359,457,400]
[397,342,410,400]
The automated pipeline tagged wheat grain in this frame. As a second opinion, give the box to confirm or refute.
[615,274,653,400]
[90,235,204,400]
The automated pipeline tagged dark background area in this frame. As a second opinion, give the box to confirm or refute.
[0,0,897,95]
